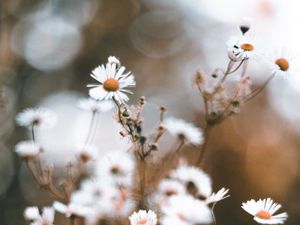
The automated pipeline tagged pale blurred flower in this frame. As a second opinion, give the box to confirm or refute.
[16,108,57,128]
[53,201,89,218]
[242,198,288,224]
[206,188,230,204]
[24,207,40,221]
[24,207,55,225]
[95,151,135,187]
[170,165,212,199]
[108,56,121,67]
[164,117,203,145]
[129,210,158,225]
[75,144,98,163]
[161,195,212,225]
[78,98,114,113]
[157,179,186,197]
[87,58,136,103]
[15,141,41,159]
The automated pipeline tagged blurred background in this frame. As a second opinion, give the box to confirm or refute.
[0,0,299,224]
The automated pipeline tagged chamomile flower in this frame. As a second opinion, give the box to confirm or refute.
[95,151,135,187]
[15,141,41,159]
[24,207,55,225]
[87,58,136,103]
[129,210,158,225]
[164,117,203,145]
[170,165,212,199]
[242,198,288,224]
[16,108,57,128]
[227,36,256,61]
[161,195,212,225]
[206,188,230,204]
[264,48,298,78]
[78,98,114,113]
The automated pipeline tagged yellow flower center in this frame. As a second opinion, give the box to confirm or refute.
[255,210,272,219]
[138,219,147,225]
[275,58,289,71]
[240,43,254,51]
[103,78,119,92]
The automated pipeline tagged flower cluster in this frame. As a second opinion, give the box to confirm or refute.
[194,18,296,126]
[16,53,289,225]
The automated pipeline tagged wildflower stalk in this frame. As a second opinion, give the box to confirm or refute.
[196,124,213,166]
[138,158,147,209]
[84,110,97,146]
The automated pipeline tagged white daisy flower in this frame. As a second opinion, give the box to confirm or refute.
[24,207,55,225]
[78,98,114,113]
[16,108,57,128]
[75,144,98,163]
[129,210,158,225]
[206,188,230,204]
[157,179,186,197]
[170,165,212,199]
[15,141,41,159]
[242,198,288,224]
[87,59,136,103]
[152,179,186,207]
[161,195,212,225]
[95,151,135,187]
[164,117,204,145]
[263,48,298,78]
[227,36,256,61]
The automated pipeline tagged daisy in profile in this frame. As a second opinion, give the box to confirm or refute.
[16,108,57,128]
[78,98,114,113]
[164,117,203,145]
[129,210,157,225]
[206,188,230,204]
[24,206,55,225]
[227,36,257,61]
[242,198,288,224]
[15,141,41,159]
[87,57,136,103]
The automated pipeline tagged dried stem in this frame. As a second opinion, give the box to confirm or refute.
[195,124,213,166]
[138,158,147,209]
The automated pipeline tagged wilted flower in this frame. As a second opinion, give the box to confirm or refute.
[16,108,57,128]
[227,36,256,61]
[242,198,288,224]
[164,117,204,145]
